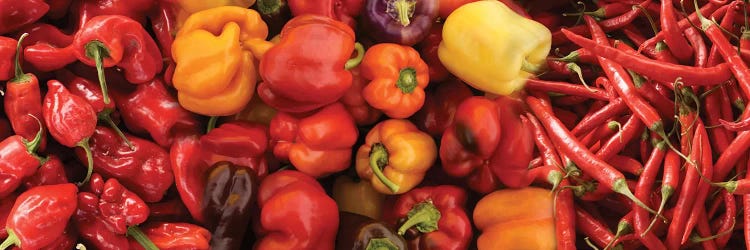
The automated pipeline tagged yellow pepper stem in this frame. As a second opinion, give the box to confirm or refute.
[392,0,416,27]
[345,43,365,70]
[369,143,399,193]
[84,40,111,105]
[397,67,417,94]
[397,200,441,235]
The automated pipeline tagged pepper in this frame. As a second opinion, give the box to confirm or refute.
[253,0,292,38]
[74,190,130,250]
[148,0,178,85]
[258,14,364,113]
[391,185,472,250]
[201,121,269,178]
[172,0,256,28]
[75,126,174,203]
[410,79,473,137]
[341,67,383,126]
[0,183,78,250]
[20,23,76,73]
[202,161,257,250]
[418,23,450,83]
[288,0,365,28]
[4,33,46,151]
[356,119,437,194]
[361,0,439,46]
[0,0,49,35]
[232,96,278,125]
[98,177,150,235]
[70,0,155,29]
[256,170,339,250]
[360,43,430,118]
[138,222,211,250]
[0,193,16,239]
[337,211,408,250]
[147,198,192,222]
[172,6,273,116]
[43,79,97,185]
[111,78,199,148]
[37,224,77,250]
[170,131,210,223]
[0,128,44,198]
[0,37,16,81]
[473,187,556,249]
[270,103,358,178]
[332,175,386,220]
[438,0,551,96]
[22,154,68,189]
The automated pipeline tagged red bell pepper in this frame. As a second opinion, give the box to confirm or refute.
[341,67,383,126]
[4,33,47,151]
[417,23,450,83]
[170,131,209,224]
[411,79,473,137]
[0,193,17,239]
[270,103,358,178]
[22,154,68,189]
[21,23,76,72]
[287,0,365,28]
[0,183,78,250]
[43,79,97,185]
[70,0,155,29]
[488,95,536,188]
[111,78,199,148]
[75,126,174,202]
[201,121,269,178]
[390,185,472,250]
[0,126,45,198]
[256,170,339,249]
[258,14,364,113]
[0,0,49,35]
[0,36,16,81]
[136,222,211,250]
[38,224,77,250]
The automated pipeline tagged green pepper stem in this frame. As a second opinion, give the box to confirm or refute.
[547,170,563,191]
[612,178,661,217]
[369,143,399,193]
[393,0,416,26]
[23,114,44,153]
[12,33,30,83]
[396,67,418,94]
[366,238,399,250]
[127,226,159,250]
[397,201,441,235]
[256,0,283,15]
[85,41,111,105]
[206,116,218,133]
[521,59,544,74]
[345,43,365,70]
[0,229,19,250]
[98,109,134,150]
[77,138,94,186]
[644,185,674,236]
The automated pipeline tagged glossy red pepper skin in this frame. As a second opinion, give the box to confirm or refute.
[0,37,16,81]
[0,0,49,35]
[0,193,17,239]
[22,154,68,189]
[16,23,73,48]
[170,131,210,224]
[2,183,78,250]
[392,185,472,250]
[74,192,130,250]
[76,126,174,202]
[56,69,114,114]
[0,135,44,198]
[418,23,450,83]
[138,222,211,250]
[288,0,364,28]
[112,78,198,147]
[411,79,473,137]
[201,121,269,178]
[489,95,535,188]
[42,80,97,148]
[38,224,77,250]
[148,0,177,85]
[341,67,383,126]
[71,0,155,29]
[256,170,339,250]
[270,103,358,178]
[5,77,46,150]
[21,23,76,72]
[98,178,150,235]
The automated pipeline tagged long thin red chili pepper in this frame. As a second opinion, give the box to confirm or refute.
[713,131,750,182]
[660,0,695,63]
[634,141,667,250]
[621,25,680,64]
[525,112,563,167]
[526,78,610,100]
[555,179,577,250]
[682,122,714,244]
[571,98,628,137]
[693,208,719,250]
[685,26,708,67]
[552,0,654,45]
[575,206,620,249]
[595,115,645,161]
[638,2,721,51]
[665,121,704,250]
[715,190,736,249]
[610,155,645,176]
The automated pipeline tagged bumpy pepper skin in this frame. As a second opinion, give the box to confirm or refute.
[98,178,150,235]
[356,119,437,194]
[411,79,473,137]
[1,183,78,250]
[0,133,44,198]
[256,170,339,250]
[5,33,47,152]
[75,191,130,250]
[23,154,68,189]
[362,0,439,46]
[332,175,386,220]
[139,222,211,250]
[202,162,257,250]
[172,6,272,116]
[438,0,551,96]
[337,211,408,250]
[0,0,49,35]
[270,103,358,178]
[42,80,96,148]
[288,0,364,28]
[200,121,269,178]
[170,132,210,224]
[392,185,472,250]
[258,15,360,113]
[361,43,430,118]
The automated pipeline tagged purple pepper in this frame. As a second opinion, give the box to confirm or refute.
[362,0,439,46]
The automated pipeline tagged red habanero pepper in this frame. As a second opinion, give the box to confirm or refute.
[0,183,78,250]
[418,23,450,83]
[411,79,473,137]
[111,78,199,148]
[5,34,47,151]
[392,185,472,250]
[20,23,76,73]
[256,170,339,250]
[43,79,97,185]
[0,37,16,81]
[22,154,68,188]
[288,0,364,28]
[70,0,155,30]
[0,126,44,199]
[200,121,269,178]
[270,103,358,178]
[633,142,667,250]
[170,132,210,224]
[137,222,211,250]
[148,0,178,85]
[0,0,49,35]
[341,67,383,126]
[75,190,130,249]
[75,126,174,203]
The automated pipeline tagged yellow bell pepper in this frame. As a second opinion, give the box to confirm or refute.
[174,0,256,28]
[355,119,437,195]
[172,6,274,116]
[438,0,551,96]
[332,175,386,220]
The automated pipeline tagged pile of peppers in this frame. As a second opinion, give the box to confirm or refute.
[8,0,750,249]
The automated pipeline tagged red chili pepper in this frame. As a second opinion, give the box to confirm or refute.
[525,113,562,167]
[637,2,722,51]
[75,126,174,203]
[21,24,76,73]
[714,190,736,248]
[4,33,46,151]
[595,115,645,162]
[74,190,131,250]
[633,142,667,250]
[147,0,177,85]
[411,79,473,138]
[660,0,694,63]
[70,0,155,29]
[525,78,610,101]
[37,224,77,250]
[555,179,577,250]
[575,206,620,249]
[621,25,679,64]
[201,121,269,178]
[22,154,67,189]
[685,26,708,67]
[0,123,45,198]
[0,0,49,35]
[0,183,78,250]
[137,222,211,250]
[570,98,628,137]
[551,0,653,45]
[0,193,17,239]
[0,36,17,81]
[170,131,209,224]
[42,79,97,185]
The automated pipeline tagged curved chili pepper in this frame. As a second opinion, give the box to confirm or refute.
[525,78,610,101]
[660,0,694,63]
[0,0,49,35]
[200,121,269,178]
[43,79,97,185]
[4,33,46,151]
[202,161,257,250]
[21,23,76,73]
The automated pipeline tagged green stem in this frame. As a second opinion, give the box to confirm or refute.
[206,116,218,133]
[397,201,441,235]
[393,0,416,26]
[567,63,593,91]
[396,67,417,94]
[369,143,399,193]
[556,51,579,62]
[366,238,398,250]
[127,226,160,250]
[345,43,365,70]
[77,138,94,186]
[612,178,660,216]
[12,33,30,83]
[521,59,543,74]
[99,109,134,150]
[547,170,563,192]
[23,114,44,153]
[644,185,673,236]
[0,229,19,250]
[605,220,632,250]
[85,41,111,105]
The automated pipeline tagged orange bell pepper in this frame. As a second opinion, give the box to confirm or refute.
[361,43,430,119]
[473,187,556,250]
[172,6,274,116]
[355,119,437,194]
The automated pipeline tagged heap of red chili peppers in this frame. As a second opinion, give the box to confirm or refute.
[5,0,750,249]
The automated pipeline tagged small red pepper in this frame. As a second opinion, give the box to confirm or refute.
[21,23,76,73]
[0,36,16,81]
[22,154,68,189]
[0,183,78,250]
[4,33,47,151]
[0,0,49,35]
[170,131,210,224]
[0,124,45,198]
[270,103,358,178]
[70,0,156,29]
[137,222,211,250]
[411,79,473,137]
[201,121,269,178]
[98,177,150,235]
[390,185,472,250]
[287,0,365,28]
[43,79,97,185]
[74,191,130,249]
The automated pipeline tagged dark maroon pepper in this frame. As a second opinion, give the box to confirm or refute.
[361,0,439,46]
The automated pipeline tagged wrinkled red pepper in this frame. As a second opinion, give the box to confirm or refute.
[411,79,473,137]
[70,0,155,29]
[270,103,358,178]
[148,0,178,85]
[136,222,211,250]
[22,154,68,189]
[98,177,150,235]
[0,125,45,198]
[0,0,49,35]
[5,33,47,151]
[0,36,16,81]
[287,0,365,28]
[21,23,76,72]
[201,121,269,178]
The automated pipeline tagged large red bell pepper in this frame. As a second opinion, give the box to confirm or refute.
[201,121,269,178]
[287,0,364,28]
[0,36,17,81]
[411,79,473,137]
[0,0,49,35]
